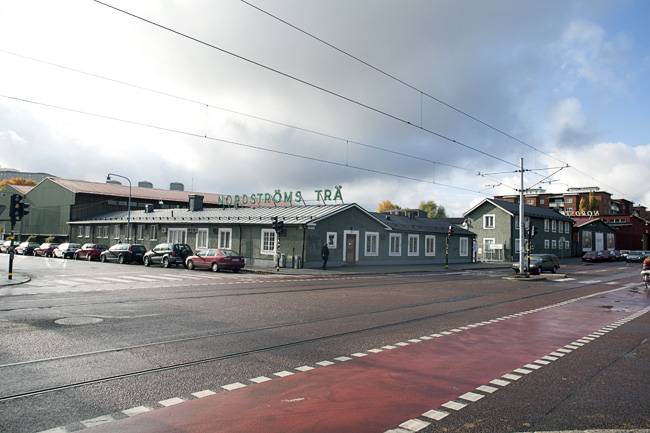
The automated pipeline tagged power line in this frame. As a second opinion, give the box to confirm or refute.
[0,49,475,174]
[239,1,641,204]
[91,0,518,169]
[0,94,486,196]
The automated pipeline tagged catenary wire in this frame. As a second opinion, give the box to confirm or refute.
[90,0,518,169]
[0,94,485,195]
[0,49,474,175]
[238,1,642,204]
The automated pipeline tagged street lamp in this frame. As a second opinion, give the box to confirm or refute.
[107,173,132,243]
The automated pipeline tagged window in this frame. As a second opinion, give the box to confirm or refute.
[565,222,570,234]
[460,238,469,256]
[96,226,104,239]
[218,228,231,249]
[150,225,158,241]
[566,207,573,212]
[552,240,557,249]
[365,232,379,256]
[544,239,550,249]
[483,214,495,229]
[77,226,84,238]
[551,220,557,232]
[197,228,209,249]
[84,226,90,238]
[526,199,534,205]
[544,219,550,232]
[389,233,401,256]
[113,225,120,239]
[540,199,545,204]
[566,198,573,203]
[261,229,276,255]
[137,225,144,240]
[408,234,419,256]
[425,235,436,256]
[167,228,187,244]
[565,240,570,249]
[326,232,337,248]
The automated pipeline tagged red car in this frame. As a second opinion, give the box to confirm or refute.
[33,243,60,257]
[74,243,109,261]
[185,249,245,272]
[582,251,603,262]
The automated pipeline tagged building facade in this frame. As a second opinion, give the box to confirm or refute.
[463,199,573,260]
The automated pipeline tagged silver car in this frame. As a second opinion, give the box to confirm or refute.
[53,242,82,259]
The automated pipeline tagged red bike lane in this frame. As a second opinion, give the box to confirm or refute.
[84,285,650,433]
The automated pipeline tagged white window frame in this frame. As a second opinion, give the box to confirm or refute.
[150,225,158,241]
[483,214,495,229]
[544,239,550,249]
[565,240,570,249]
[389,233,401,256]
[197,228,209,249]
[552,220,557,232]
[544,219,550,232]
[565,222,570,234]
[425,235,436,257]
[167,228,187,244]
[261,229,276,255]
[326,232,337,249]
[136,225,144,241]
[218,228,231,249]
[552,239,557,249]
[364,232,379,257]
[408,234,419,256]
[113,225,120,240]
[459,237,469,256]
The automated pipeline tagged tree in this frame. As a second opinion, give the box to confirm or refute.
[588,190,598,212]
[579,197,588,212]
[419,200,447,218]
[377,200,400,212]
[0,177,37,190]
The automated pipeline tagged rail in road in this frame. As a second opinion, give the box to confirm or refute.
[39,279,649,433]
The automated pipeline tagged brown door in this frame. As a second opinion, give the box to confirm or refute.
[346,234,356,264]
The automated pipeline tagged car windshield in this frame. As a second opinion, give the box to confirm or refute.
[218,249,239,256]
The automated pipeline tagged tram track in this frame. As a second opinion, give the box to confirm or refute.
[0,274,637,403]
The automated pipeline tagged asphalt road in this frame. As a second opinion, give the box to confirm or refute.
[0,255,648,433]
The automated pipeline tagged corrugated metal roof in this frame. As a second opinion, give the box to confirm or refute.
[369,212,474,235]
[464,198,572,221]
[70,203,363,225]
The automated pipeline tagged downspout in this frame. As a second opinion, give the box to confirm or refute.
[301,224,307,269]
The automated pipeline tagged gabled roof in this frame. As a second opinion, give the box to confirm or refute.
[2,184,34,195]
[69,203,390,228]
[464,198,572,221]
[370,212,474,235]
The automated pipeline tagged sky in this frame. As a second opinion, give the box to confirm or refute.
[1,0,649,216]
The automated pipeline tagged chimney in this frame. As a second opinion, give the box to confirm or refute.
[189,194,204,212]
[144,204,154,213]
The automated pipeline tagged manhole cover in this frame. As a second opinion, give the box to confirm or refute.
[55,317,104,326]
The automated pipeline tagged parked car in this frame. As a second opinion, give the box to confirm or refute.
[626,250,647,263]
[598,250,613,262]
[74,243,109,261]
[53,243,82,259]
[513,254,560,275]
[15,242,40,255]
[608,250,623,261]
[620,250,630,260]
[33,243,60,257]
[185,248,245,272]
[100,243,146,264]
[143,243,193,268]
[1,240,14,253]
[582,251,603,263]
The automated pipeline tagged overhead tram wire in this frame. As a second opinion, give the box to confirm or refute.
[0,94,484,196]
[240,1,642,204]
[0,49,474,175]
[91,0,518,170]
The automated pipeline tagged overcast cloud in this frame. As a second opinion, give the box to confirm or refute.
[1,0,649,215]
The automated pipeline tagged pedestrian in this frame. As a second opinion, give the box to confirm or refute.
[321,242,329,270]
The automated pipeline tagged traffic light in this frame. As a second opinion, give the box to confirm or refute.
[10,194,21,225]
[272,216,278,232]
[448,225,454,237]
[277,220,284,234]
[19,201,30,219]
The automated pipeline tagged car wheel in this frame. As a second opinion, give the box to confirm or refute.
[74,253,80,260]
[87,254,93,261]
[163,257,170,268]
[212,262,219,272]
[552,266,557,274]
[144,256,151,267]
[118,254,125,264]
[100,254,107,263]
[187,260,195,270]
